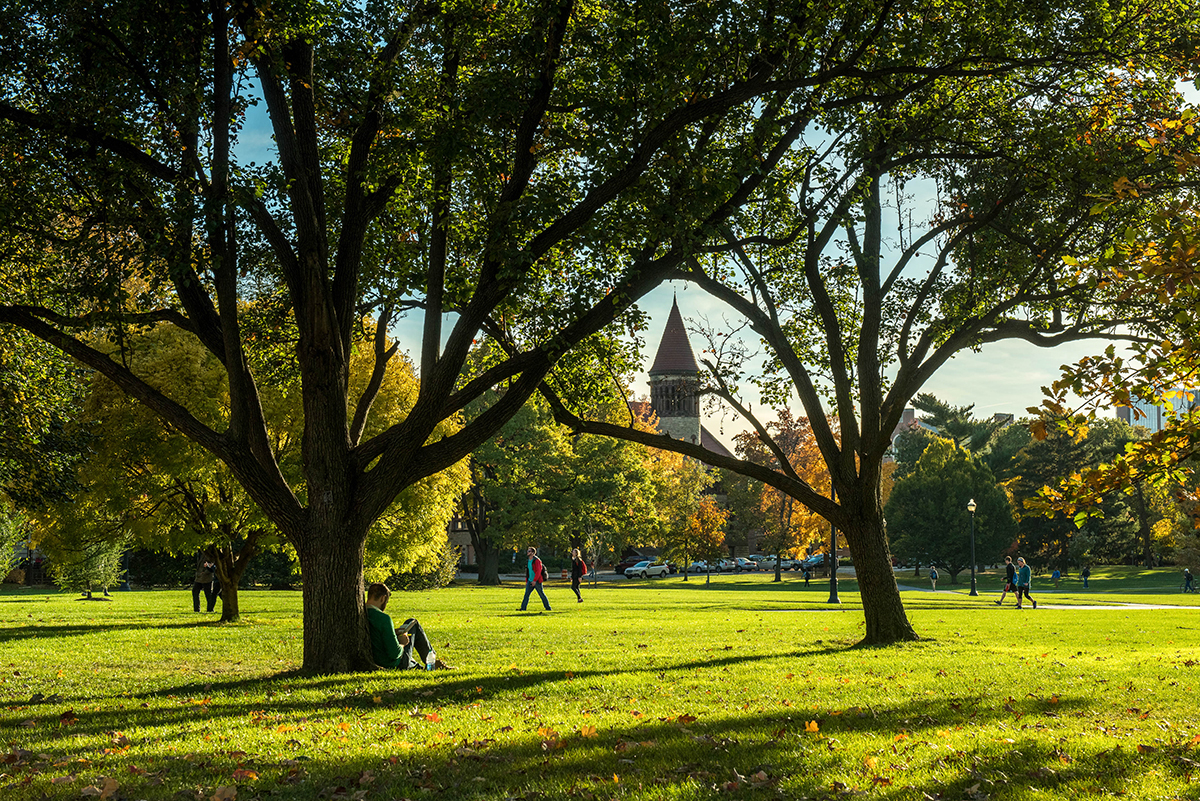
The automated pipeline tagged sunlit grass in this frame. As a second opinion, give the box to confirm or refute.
[1,574,1198,800]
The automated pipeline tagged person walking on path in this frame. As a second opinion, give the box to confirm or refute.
[569,548,588,603]
[1185,568,1195,593]
[519,546,552,611]
[192,554,217,613]
[928,566,938,591]
[1051,568,1061,589]
[1015,557,1036,609]
[996,556,1016,606]
[1081,565,1091,589]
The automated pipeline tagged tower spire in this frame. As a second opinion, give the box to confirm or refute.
[648,297,700,444]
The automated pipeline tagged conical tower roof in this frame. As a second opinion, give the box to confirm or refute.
[649,298,699,374]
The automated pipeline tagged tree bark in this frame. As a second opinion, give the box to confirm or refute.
[843,489,919,646]
[295,528,375,673]
[209,530,263,624]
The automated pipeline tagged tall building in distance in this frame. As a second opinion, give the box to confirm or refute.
[1116,389,1199,433]
[647,297,734,458]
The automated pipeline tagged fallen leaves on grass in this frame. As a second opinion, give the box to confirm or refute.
[80,777,119,798]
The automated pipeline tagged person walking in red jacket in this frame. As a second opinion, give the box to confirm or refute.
[570,547,588,603]
[519,546,552,611]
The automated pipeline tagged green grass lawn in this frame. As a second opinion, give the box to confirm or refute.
[2,572,1198,800]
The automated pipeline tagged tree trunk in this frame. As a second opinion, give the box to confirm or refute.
[475,533,503,586]
[843,492,919,645]
[295,529,375,673]
[219,580,241,622]
[1133,484,1154,567]
[209,530,262,624]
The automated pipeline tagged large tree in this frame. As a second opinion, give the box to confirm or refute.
[30,322,464,620]
[544,3,1198,643]
[2,1,1193,668]
[0,0,853,671]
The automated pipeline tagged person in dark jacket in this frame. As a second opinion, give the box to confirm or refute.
[192,555,217,612]
[995,556,1016,606]
[570,548,588,603]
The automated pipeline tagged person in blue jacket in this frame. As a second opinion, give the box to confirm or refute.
[1015,557,1036,609]
[519,546,552,611]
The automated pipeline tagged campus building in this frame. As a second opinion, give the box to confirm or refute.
[647,297,734,459]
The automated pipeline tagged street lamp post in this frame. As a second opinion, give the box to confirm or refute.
[967,498,978,597]
[827,485,840,604]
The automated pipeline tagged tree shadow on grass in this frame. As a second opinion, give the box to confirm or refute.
[0,619,239,642]
[3,684,1175,801]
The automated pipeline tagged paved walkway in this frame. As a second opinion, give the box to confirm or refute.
[895,583,1195,610]
[458,573,1195,610]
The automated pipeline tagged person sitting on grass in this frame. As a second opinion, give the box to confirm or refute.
[365,582,448,669]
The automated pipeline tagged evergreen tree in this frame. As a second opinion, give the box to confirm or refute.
[886,438,1017,582]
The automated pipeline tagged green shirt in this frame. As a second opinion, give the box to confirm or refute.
[365,605,404,668]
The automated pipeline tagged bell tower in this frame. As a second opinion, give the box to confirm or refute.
[648,298,701,445]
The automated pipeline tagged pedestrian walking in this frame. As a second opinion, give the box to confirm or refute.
[996,556,1016,605]
[519,547,552,612]
[929,566,938,591]
[1184,568,1195,593]
[1051,568,1061,589]
[1014,557,1036,609]
[191,554,217,612]
[569,548,588,603]
[1081,565,1091,589]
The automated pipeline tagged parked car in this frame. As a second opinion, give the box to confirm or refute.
[800,554,826,571]
[734,557,756,572]
[715,558,736,572]
[759,556,778,570]
[615,555,645,576]
[778,557,797,570]
[688,560,710,573]
[626,560,669,579]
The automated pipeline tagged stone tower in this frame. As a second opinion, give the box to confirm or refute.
[648,297,701,445]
